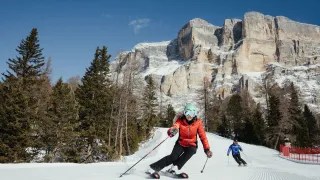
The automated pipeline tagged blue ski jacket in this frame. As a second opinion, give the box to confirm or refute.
[227,143,243,156]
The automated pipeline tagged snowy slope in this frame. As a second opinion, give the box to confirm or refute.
[1,128,320,180]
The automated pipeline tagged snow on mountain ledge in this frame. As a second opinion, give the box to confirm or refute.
[132,41,186,77]
[109,40,187,92]
[132,41,171,51]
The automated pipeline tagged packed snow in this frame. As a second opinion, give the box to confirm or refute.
[1,128,320,180]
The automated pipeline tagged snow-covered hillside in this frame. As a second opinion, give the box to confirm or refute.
[1,128,320,180]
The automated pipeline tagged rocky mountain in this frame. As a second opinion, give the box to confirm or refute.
[110,11,320,116]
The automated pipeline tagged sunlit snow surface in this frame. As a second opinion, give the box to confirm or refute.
[1,128,320,180]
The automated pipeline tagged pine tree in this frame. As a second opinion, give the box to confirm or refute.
[207,94,222,132]
[303,104,318,146]
[0,76,31,162]
[75,46,112,162]
[288,82,308,147]
[160,104,175,127]
[252,104,266,145]
[278,90,292,143]
[242,117,257,144]
[217,114,230,138]
[226,94,243,140]
[239,89,255,143]
[44,78,79,162]
[0,28,48,162]
[266,92,282,149]
[140,75,158,139]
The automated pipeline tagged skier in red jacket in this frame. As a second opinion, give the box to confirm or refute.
[149,104,212,177]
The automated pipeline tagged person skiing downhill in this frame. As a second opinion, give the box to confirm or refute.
[148,103,212,177]
[227,139,247,166]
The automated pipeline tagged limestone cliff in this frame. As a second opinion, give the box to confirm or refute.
[110,11,320,115]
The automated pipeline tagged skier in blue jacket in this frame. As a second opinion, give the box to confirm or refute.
[227,139,247,166]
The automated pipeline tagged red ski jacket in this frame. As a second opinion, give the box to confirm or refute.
[170,117,210,151]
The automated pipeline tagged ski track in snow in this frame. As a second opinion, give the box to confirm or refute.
[1,128,320,180]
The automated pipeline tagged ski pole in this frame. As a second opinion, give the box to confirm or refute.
[119,136,170,178]
[228,155,229,165]
[200,157,208,173]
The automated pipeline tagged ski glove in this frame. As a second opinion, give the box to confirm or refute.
[167,128,178,137]
[205,149,212,158]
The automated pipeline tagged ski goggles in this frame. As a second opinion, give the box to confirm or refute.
[184,110,196,117]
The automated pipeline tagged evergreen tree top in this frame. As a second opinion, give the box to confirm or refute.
[81,46,111,86]
[3,28,45,79]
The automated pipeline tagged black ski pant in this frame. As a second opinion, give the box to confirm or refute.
[232,153,246,165]
[150,141,197,171]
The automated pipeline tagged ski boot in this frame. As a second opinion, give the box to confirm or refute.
[145,166,160,179]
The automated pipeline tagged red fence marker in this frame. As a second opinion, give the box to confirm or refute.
[279,145,320,163]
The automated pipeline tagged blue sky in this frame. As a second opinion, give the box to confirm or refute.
[1,0,319,83]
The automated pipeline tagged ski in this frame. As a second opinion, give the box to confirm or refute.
[171,172,189,179]
[145,171,160,179]
[162,171,189,179]
[145,170,189,179]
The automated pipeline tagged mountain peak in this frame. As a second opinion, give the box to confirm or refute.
[187,18,219,28]
[189,18,208,23]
